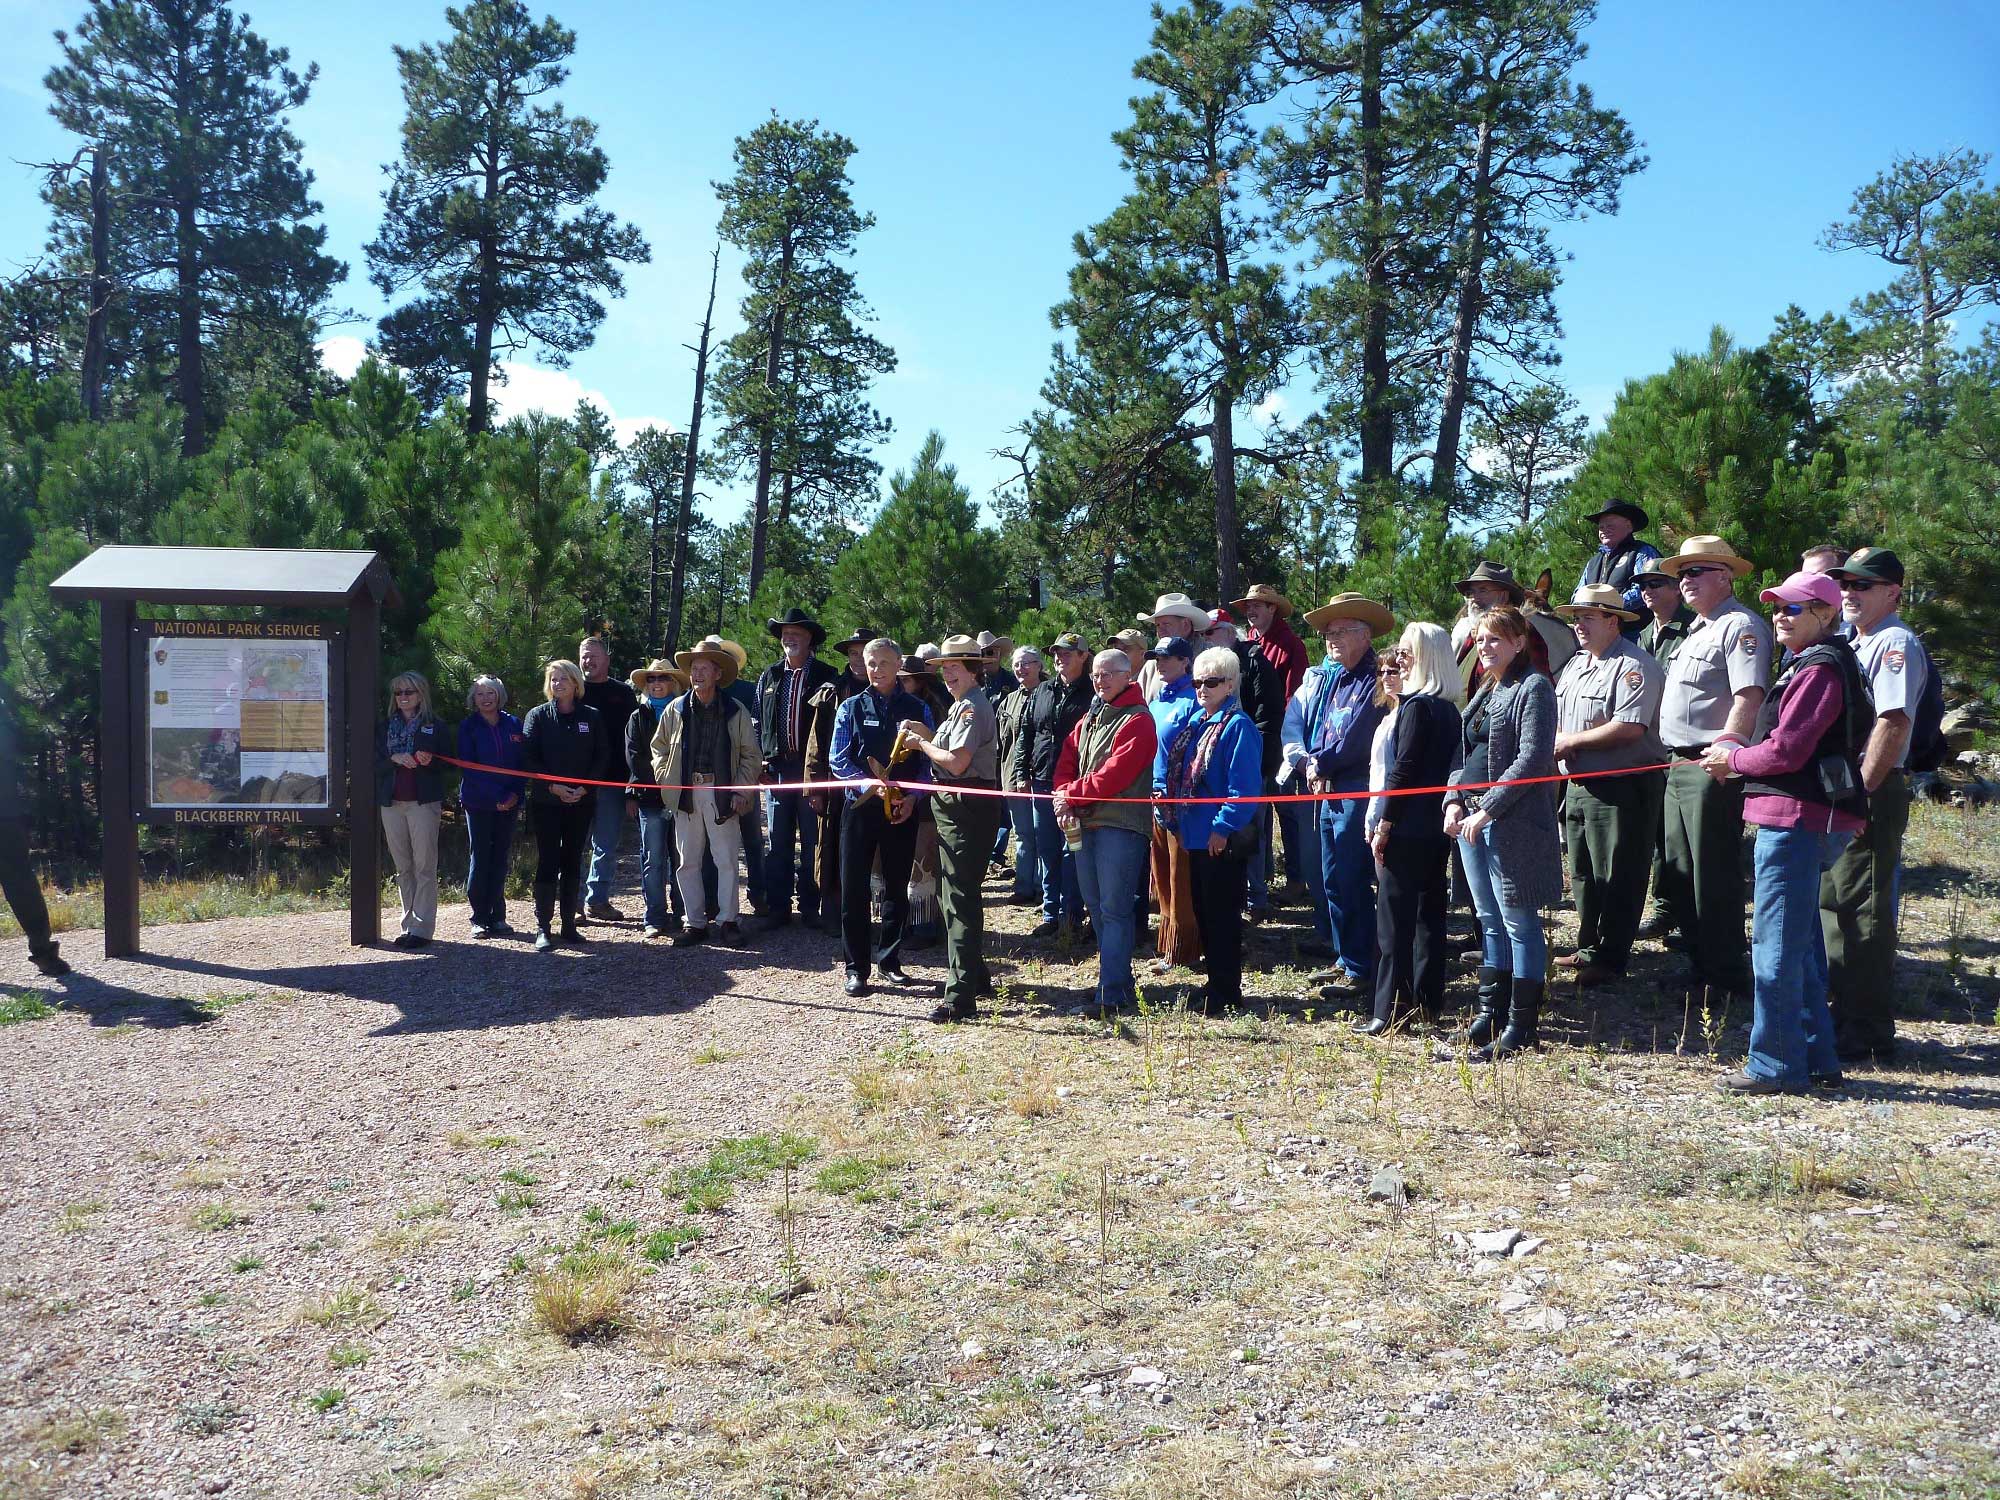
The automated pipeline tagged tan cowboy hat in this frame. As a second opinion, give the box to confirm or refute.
[713,636,751,672]
[1555,584,1639,623]
[1302,592,1395,636]
[1137,591,1212,632]
[932,633,990,666]
[1227,582,1295,619]
[673,636,740,687]
[1108,627,1149,652]
[975,629,1014,660]
[1454,559,1528,603]
[1654,535,1755,578]
[627,659,691,695]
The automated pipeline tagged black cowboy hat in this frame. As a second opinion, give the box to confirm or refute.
[831,626,875,652]
[767,608,827,649]
[1585,499,1649,531]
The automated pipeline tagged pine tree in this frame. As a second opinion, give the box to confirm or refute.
[366,0,650,433]
[44,0,345,455]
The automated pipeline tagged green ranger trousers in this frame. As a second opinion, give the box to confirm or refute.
[933,789,1003,1009]
[1660,759,1751,992]
[1820,768,1910,1054]
[1565,769,1663,972]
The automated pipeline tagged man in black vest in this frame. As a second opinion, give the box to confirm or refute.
[757,609,840,930]
[1579,501,1662,640]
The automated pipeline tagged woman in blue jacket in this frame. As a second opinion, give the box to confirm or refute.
[1157,646,1264,1013]
[376,671,446,948]
[456,675,525,938]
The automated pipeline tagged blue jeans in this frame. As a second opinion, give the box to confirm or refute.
[464,806,518,927]
[1749,824,1853,1085]
[1031,781,1081,923]
[1246,805,1272,911]
[1319,790,1376,979]
[763,785,819,919]
[1076,824,1149,1007]
[1007,796,1041,900]
[585,790,626,906]
[1459,820,1545,979]
[636,806,671,929]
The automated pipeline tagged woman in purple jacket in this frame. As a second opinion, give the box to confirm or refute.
[1702,571,1870,1094]
[457,675,525,938]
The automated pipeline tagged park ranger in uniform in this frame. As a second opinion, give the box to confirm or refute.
[1551,584,1668,985]
[1654,536,1771,999]
[1634,564,1695,938]
[1822,547,1926,1065]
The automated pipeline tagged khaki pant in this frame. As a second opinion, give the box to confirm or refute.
[381,799,441,938]
[676,790,743,929]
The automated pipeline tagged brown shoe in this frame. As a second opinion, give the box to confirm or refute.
[1573,961,1621,986]
[717,920,742,944]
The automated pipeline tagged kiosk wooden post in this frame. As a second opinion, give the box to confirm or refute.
[49,547,401,958]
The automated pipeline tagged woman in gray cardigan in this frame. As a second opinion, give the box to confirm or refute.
[1444,606,1560,1060]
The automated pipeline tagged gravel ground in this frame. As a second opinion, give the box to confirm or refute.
[3,827,1998,1500]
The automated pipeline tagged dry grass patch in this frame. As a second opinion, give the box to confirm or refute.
[30,1407,127,1456]
[295,1286,386,1330]
[529,1250,632,1342]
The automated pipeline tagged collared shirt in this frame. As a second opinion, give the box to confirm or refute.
[933,689,998,785]
[1253,617,1309,701]
[1281,649,1383,789]
[1555,636,1667,773]
[830,686,935,803]
[683,692,729,775]
[775,663,809,757]
[1851,613,1926,769]
[1660,598,1771,748]
[1640,605,1696,671]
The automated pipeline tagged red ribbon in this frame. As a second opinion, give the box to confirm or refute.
[432,753,1671,807]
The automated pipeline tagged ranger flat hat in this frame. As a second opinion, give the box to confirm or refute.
[1302,592,1395,636]
[1586,499,1650,531]
[1555,584,1640,623]
[1454,559,1527,602]
[1655,535,1755,578]
[673,636,739,687]
[1226,582,1295,619]
[766,607,827,649]
[932,633,990,666]
[627,659,690,695]
[1137,592,1213,632]
[832,626,876,652]
[1829,546,1905,586]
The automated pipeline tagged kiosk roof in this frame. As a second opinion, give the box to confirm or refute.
[49,546,399,608]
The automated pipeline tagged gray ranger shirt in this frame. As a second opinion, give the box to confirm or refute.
[1660,597,1772,750]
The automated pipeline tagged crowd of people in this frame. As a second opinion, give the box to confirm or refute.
[114,501,1931,1096]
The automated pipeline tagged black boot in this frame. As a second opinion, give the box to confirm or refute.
[1476,977,1544,1062]
[1456,967,1510,1048]
[533,882,557,952]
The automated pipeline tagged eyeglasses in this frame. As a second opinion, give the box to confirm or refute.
[1193,675,1231,689]
[1677,565,1725,580]
[1837,579,1878,592]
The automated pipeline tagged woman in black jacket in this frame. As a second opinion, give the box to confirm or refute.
[377,671,446,948]
[520,659,608,951]
[1358,624,1465,1035]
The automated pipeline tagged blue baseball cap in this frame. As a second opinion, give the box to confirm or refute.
[1147,636,1195,663]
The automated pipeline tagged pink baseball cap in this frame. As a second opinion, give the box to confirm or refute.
[1759,570,1842,609]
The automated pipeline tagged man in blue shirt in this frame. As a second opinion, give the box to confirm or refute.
[830,638,935,996]
[1282,593,1394,993]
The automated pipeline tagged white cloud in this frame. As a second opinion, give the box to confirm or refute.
[314,338,673,444]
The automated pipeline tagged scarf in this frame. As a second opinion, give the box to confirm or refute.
[1166,707,1236,804]
[386,711,425,758]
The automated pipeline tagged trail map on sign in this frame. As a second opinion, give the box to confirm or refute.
[147,635,331,808]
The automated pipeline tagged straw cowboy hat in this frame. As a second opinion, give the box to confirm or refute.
[714,637,750,672]
[976,629,1014,661]
[1654,535,1756,579]
[766,607,827,649]
[932,634,991,667]
[627,659,690,695]
[1455,559,1528,603]
[1555,584,1639,623]
[673,635,740,687]
[1136,592,1212,632]
[1302,592,1395,636]
[1227,582,1295,619]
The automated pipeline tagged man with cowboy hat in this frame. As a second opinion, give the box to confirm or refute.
[1655,536,1772,1000]
[902,636,1005,1020]
[1552,584,1668,985]
[804,628,876,927]
[651,636,761,946]
[625,659,690,939]
[709,635,768,917]
[756,608,840,931]
[1283,592,1396,989]
[1579,499,1663,636]
[1231,582,1312,904]
[975,631,1018,872]
[1135,592,1213,702]
[1025,632,1096,938]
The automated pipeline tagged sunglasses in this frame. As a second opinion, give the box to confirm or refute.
[1677,565,1726,580]
[393,688,419,697]
[1193,675,1231,689]
[1837,579,1878,592]
[1639,577,1676,589]
[1773,601,1822,617]
[1376,664,1403,678]
[644,673,673,682]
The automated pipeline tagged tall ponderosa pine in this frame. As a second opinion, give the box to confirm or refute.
[713,117,894,599]
[367,0,650,433]
[44,0,344,455]
[1056,0,1299,600]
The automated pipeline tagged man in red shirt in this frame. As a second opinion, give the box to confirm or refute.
[1232,583,1310,904]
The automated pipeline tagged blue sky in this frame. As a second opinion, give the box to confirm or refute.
[3,0,1995,521]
